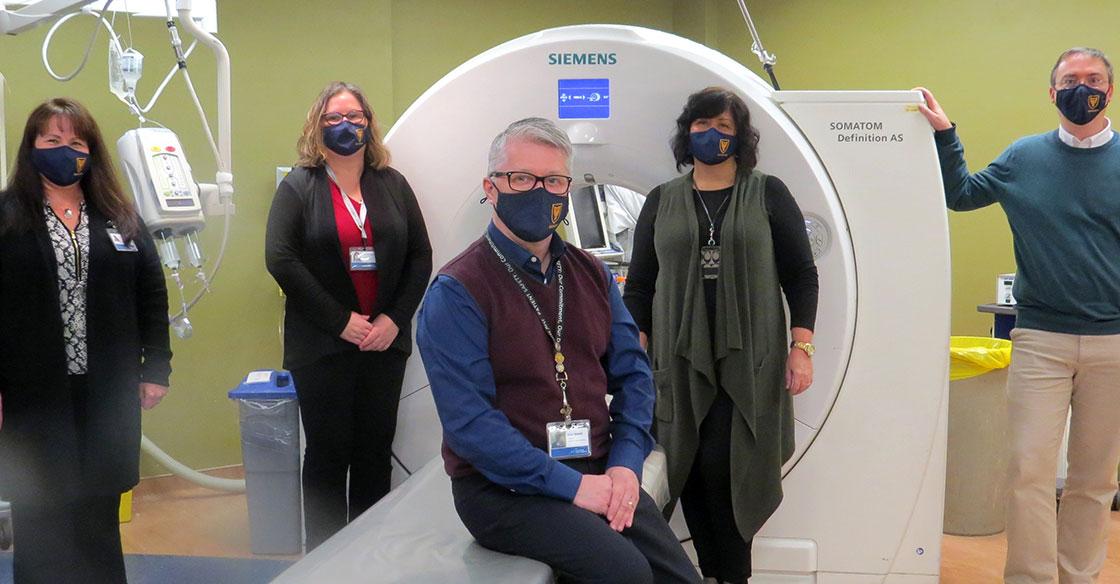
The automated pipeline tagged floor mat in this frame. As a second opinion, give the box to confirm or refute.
[0,552,294,584]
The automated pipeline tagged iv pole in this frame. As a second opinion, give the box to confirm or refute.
[735,0,780,90]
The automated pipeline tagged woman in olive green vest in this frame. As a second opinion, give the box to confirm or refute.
[623,87,819,584]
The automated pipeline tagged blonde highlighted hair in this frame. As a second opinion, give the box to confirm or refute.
[295,81,390,169]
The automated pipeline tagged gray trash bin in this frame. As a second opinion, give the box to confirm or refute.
[229,370,301,554]
[944,337,1012,536]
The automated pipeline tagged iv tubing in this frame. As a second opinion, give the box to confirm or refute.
[166,0,234,317]
[175,2,230,175]
[137,3,241,493]
[137,39,197,113]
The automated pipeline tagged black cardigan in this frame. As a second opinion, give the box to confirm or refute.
[0,196,171,503]
[624,176,819,334]
[265,165,432,370]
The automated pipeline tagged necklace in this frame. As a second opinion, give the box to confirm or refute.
[46,197,81,220]
[694,188,731,246]
[694,188,731,280]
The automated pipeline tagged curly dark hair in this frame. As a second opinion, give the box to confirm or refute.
[670,86,760,172]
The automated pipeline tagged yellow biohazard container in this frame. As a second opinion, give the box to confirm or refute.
[119,490,133,523]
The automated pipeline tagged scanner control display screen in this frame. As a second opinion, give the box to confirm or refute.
[558,78,610,119]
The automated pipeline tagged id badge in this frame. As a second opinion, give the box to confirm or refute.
[700,245,720,280]
[349,247,377,271]
[546,419,592,460]
[107,228,138,252]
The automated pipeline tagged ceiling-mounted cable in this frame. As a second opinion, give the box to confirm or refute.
[735,0,780,90]
[40,0,117,82]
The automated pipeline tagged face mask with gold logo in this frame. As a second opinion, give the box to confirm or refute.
[494,185,570,243]
[1056,84,1110,126]
[32,145,90,187]
[689,127,738,166]
[322,120,370,156]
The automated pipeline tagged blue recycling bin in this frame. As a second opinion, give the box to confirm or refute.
[229,370,301,554]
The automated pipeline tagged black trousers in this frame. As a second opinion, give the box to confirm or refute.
[679,390,752,583]
[291,348,407,550]
[452,458,700,584]
[10,494,125,584]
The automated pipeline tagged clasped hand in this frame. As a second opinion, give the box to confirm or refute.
[573,466,641,532]
[339,312,399,351]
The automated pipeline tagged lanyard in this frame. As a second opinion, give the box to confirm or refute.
[484,233,573,422]
[694,188,731,246]
[326,165,368,244]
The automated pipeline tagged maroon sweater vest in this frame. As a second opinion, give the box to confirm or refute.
[439,237,613,478]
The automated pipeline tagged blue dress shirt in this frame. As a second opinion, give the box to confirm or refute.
[417,223,656,502]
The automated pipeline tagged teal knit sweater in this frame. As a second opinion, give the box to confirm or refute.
[935,126,1120,335]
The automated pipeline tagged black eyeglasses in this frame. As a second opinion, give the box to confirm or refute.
[489,171,573,195]
[321,110,368,126]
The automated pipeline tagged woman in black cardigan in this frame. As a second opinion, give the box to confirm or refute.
[265,81,432,550]
[0,98,171,583]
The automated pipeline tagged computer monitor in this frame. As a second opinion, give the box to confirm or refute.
[567,185,619,258]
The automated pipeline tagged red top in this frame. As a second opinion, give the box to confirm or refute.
[330,179,379,316]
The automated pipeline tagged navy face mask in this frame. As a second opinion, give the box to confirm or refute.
[32,145,90,187]
[689,127,738,166]
[1055,84,1109,125]
[322,120,370,156]
[494,185,569,243]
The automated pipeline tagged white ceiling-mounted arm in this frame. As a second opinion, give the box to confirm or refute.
[0,0,91,35]
[175,0,229,177]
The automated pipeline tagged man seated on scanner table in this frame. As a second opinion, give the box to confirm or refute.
[417,117,699,584]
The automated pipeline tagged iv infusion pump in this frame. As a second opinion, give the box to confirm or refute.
[117,127,206,271]
[118,127,203,234]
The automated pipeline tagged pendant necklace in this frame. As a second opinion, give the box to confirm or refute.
[695,188,730,280]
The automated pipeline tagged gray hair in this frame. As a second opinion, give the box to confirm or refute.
[487,117,572,174]
[1050,47,1114,86]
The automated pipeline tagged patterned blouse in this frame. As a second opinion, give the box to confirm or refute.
[43,201,90,375]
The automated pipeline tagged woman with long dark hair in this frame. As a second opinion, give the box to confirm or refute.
[624,87,819,584]
[265,81,432,550]
[0,97,171,583]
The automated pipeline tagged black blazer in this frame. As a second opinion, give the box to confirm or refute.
[0,195,171,503]
[265,165,432,370]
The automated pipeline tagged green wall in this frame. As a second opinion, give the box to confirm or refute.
[0,0,677,474]
[718,1,1119,336]
[1,1,1110,471]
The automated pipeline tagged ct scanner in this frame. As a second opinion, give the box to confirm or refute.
[277,25,952,584]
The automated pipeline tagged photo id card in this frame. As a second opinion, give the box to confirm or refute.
[546,419,592,460]
[107,228,138,252]
[700,245,720,280]
[349,247,377,271]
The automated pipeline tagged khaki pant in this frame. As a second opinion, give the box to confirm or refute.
[1004,328,1120,584]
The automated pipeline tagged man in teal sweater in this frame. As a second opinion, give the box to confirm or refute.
[919,47,1120,584]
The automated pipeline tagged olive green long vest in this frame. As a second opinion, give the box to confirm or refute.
[650,169,795,540]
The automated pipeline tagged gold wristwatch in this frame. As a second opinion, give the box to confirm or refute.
[791,341,815,357]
